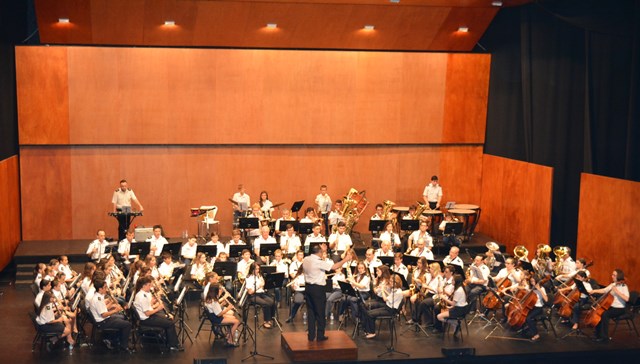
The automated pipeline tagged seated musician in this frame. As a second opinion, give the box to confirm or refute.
[466,255,490,313]
[280,224,301,256]
[212,252,234,293]
[35,277,52,309]
[410,238,434,260]
[254,225,277,263]
[37,290,77,350]
[431,265,456,333]
[86,229,111,262]
[204,284,240,347]
[158,251,176,284]
[258,190,274,220]
[342,262,371,322]
[300,207,318,223]
[379,221,401,250]
[190,252,210,283]
[201,271,221,300]
[370,204,384,220]
[117,229,136,267]
[147,225,167,257]
[58,255,78,284]
[270,249,289,303]
[133,276,183,351]
[181,235,198,265]
[408,221,433,253]
[436,273,468,337]
[391,253,409,280]
[328,221,352,253]
[553,247,577,284]
[89,279,132,352]
[51,275,78,332]
[325,267,346,320]
[407,257,429,325]
[285,266,306,323]
[566,271,593,332]
[288,250,304,280]
[363,273,406,339]
[375,240,394,258]
[525,275,548,341]
[245,263,276,329]
[275,209,296,236]
[493,258,522,317]
[246,203,264,243]
[228,229,245,246]
[33,262,46,288]
[590,269,629,342]
[328,199,344,231]
[442,246,464,269]
[364,248,383,276]
[439,213,461,248]
[304,224,326,246]
[417,262,443,326]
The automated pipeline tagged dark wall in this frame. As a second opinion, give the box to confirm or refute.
[479,0,640,248]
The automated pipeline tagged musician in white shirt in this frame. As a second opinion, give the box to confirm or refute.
[391,253,409,280]
[436,273,468,336]
[89,280,131,352]
[289,250,304,279]
[315,184,332,233]
[275,209,296,236]
[422,175,443,210]
[466,255,490,312]
[118,230,136,265]
[246,204,264,240]
[270,249,289,303]
[258,191,274,220]
[86,230,111,261]
[409,238,434,260]
[304,224,326,246]
[375,240,394,258]
[231,184,250,220]
[364,248,383,275]
[245,263,276,329]
[328,200,344,228]
[236,249,254,280]
[280,224,301,255]
[181,235,198,264]
[133,277,182,350]
[442,246,464,269]
[228,229,245,246]
[254,225,277,263]
[328,221,352,252]
[58,255,78,283]
[147,225,167,257]
[590,269,629,342]
[379,221,401,250]
[408,221,433,252]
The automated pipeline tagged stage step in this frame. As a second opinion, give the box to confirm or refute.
[281,330,357,362]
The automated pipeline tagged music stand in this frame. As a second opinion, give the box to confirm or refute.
[129,242,150,258]
[259,244,278,260]
[400,219,419,232]
[298,222,313,235]
[448,263,465,276]
[260,265,277,275]
[196,245,217,259]
[519,260,534,273]
[444,222,463,235]
[162,242,182,257]
[379,256,394,268]
[239,217,259,229]
[229,245,247,260]
[402,254,419,268]
[174,286,193,345]
[369,220,387,232]
[213,261,238,277]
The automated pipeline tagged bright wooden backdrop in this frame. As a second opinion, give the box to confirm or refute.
[0,156,21,270]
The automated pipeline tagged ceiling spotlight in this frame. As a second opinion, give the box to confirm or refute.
[266,23,277,29]
[164,20,176,26]
[389,0,400,3]
[58,18,70,23]
[491,1,503,6]
[363,25,375,31]
[457,26,469,33]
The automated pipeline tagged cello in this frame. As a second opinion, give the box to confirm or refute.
[483,274,512,310]
[583,286,617,328]
[507,276,551,329]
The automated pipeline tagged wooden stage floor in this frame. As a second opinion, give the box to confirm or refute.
[2,282,640,364]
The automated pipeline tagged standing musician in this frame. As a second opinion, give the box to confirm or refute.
[364,248,383,276]
[245,263,276,329]
[407,257,429,324]
[275,209,296,236]
[391,253,409,280]
[112,179,144,241]
[36,290,77,350]
[363,273,406,339]
[524,275,549,341]
[408,221,433,253]
[118,229,136,267]
[466,255,490,313]
[442,246,464,269]
[204,284,240,347]
[133,276,183,351]
[280,224,302,256]
[147,225,167,257]
[328,221,353,253]
[231,184,250,225]
[302,244,352,341]
[409,237,434,260]
[436,273,468,337]
[180,235,198,265]
[315,184,332,234]
[258,191,274,220]
[86,229,111,262]
[379,221,402,251]
[422,175,443,210]
[328,200,344,231]
[254,225,278,263]
[89,280,133,353]
[590,269,629,342]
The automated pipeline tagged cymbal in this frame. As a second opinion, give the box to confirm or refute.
[272,202,285,208]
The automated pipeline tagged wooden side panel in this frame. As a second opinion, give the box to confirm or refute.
[15,46,490,145]
[19,146,482,240]
[577,174,640,289]
[15,47,70,145]
[479,154,552,255]
[0,156,21,271]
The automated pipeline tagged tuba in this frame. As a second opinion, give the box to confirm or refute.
[338,188,369,234]
[553,246,570,275]
[412,201,428,220]
[381,200,396,220]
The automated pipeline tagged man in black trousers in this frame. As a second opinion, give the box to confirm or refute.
[302,243,352,341]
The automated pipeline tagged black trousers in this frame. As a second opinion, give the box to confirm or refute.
[304,284,327,340]
[99,316,132,349]
[140,313,179,347]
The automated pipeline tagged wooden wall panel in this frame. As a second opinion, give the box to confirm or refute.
[15,47,70,145]
[17,46,490,146]
[0,156,21,271]
[577,174,640,289]
[19,145,482,240]
[478,154,552,255]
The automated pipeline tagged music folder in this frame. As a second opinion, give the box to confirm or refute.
[259,243,278,258]
[402,254,419,267]
[229,244,247,259]
[298,222,313,235]
[129,242,151,258]
[162,242,182,257]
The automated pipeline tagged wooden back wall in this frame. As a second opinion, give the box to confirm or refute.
[577,173,640,290]
[16,46,490,240]
[0,156,21,270]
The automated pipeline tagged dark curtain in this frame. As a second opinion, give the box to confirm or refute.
[479,0,640,250]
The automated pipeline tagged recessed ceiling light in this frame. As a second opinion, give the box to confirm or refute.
[266,23,278,29]
[363,25,375,31]
[389,0,400,3]
[491,1,503,6]
[58,18,70,23]
[457,26,469,33]
[164,20,176,26]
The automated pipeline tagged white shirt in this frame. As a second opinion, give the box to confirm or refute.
[148,235,168,257]
[410,247,434,260]
[302,254,334,285]
[423,184,442,203]
[392,264,409,280]
[365,258,382,275]
[495,268,521,285]
[353,274,371,292]
[245,274,266,294]
[452,286,467,307]
[409,230,433,247]
[205,300,223,316]
[232,192,250,212]
[118,238,137,262]
[89,291,108,323]
[328,210,343,226]
[375,248,394,258]
[469,264,491,286]
[292,275,306,292]
[58,264,74,281]
[280,234,301,254]
[237,259,254,277]
[289,259,303,278]
[533,286,547,308]
[304,234,326,245]
[134,290,153,320]
[112,188,138,209]
[605,283,630,309]
[379,231,401,247]
[34,291,45,308]
[181,242,198,259]
[36,303,56,325]
[158,261,175,279]
[443,255,464,269]
[275,218,296,233]
[385,288,404,309]
[328,232,352,251]
[270,259,289,274]
[315,193,332,213]
[215,242,230,257]
[80,277,92,294]
[87,239,110,261]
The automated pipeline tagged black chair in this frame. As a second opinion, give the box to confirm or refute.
[443,305,471,341]
[30,283,39,297]
[130,307,167,352]
[612,290,639,337]
[531,306,558,338]
[28,312,60,352]
[195,303,233,343]
[84,305,125,349]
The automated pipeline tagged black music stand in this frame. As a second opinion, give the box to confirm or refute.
[162,242,182,258]
[290,200,305,219]
[213,261,238,277]
[369,220,387,233]
[229,244,248,260]
[379,256,394,268]
[391,271,410,290]
[259,244,278,262]
[242,271,276,361]
[129,242,151,258]
[400,219,419,232]
[298,222,313,235]
[239,217,260,244]
[444,222,463,235]
[426,259,445,272]
[402,254,419,268]
[196,245,217,259]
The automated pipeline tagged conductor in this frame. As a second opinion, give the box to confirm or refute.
[302,244,352,341]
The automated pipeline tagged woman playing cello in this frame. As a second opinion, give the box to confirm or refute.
[588,269,629,342]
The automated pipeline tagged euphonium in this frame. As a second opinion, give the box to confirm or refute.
[381,200,396,220]
[413,201,428,220]
[553,246,570,275]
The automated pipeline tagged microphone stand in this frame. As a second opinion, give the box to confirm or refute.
[242,274,273,361]
[175,286,193,345]
[378,283,409,358]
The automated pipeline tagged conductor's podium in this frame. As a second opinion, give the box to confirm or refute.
[281,330,358,362]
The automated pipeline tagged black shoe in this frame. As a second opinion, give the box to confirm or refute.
[308,337,315,342]
[317,336,329,341]
[170,346,185,352]
[103,339,114,350]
